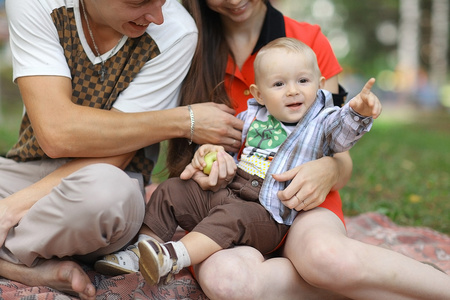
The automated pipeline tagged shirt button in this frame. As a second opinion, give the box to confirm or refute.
[353,116,360,121]
[244,89,250,96]
[251,180,259,187]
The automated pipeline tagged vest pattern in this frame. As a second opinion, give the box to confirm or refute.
[6,6,160,183]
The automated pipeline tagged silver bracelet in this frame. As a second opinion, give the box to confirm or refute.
[187,105,195,145]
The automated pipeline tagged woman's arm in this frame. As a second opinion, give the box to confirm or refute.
[323,75,339,94]
[324,151,353,191]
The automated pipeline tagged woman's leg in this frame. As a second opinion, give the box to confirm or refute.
[285,208,450,300]
[195,244,348,300]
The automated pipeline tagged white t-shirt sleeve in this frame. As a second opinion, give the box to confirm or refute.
[7,0,71,80]
[112,32,197,113]
[7,0,197,114]
[112,0,198,113]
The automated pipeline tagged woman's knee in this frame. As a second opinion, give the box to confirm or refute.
[197,247,263,300]
[295,235,363,290]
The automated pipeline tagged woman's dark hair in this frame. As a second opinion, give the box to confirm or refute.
[166,0,232,177]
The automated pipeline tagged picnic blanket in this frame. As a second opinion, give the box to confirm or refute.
[1,212,449,299]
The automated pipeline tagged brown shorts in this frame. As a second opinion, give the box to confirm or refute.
[144,168,289,254]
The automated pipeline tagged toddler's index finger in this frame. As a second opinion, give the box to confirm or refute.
[361,78,376,97]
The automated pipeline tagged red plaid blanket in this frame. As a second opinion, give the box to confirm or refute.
[1,212,449,299]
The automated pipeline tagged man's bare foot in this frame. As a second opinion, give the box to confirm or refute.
[0,258,96,300]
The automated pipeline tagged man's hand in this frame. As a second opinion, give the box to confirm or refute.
[0,198,24,246]
[189,103,244,153]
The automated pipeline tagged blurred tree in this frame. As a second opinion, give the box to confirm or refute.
[397,0,420,94]
[272,0,399,77]
[272,0,449,103]
[429,0,449,88]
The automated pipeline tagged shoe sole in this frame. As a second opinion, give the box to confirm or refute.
[94,260,137,276]
[138,240,164,285]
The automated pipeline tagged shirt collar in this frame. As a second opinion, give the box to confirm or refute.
[252,2,286,54]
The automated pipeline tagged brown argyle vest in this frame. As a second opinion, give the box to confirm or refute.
[6,6,160,184]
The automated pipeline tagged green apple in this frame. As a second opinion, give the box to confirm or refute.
[203,151,217,175]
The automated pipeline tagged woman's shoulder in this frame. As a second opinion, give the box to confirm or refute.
[283,16,323,42]
[281,15,342,78]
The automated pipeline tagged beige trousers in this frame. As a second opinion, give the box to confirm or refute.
[0,157,145,267]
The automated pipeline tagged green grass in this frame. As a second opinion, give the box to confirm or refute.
[341,108,450,234]
[1,79,449,234]
[0,68,22,155]
[0,101,21,154]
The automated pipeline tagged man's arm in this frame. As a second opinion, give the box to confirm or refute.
[19,75,243,158]
[18,75,193,158]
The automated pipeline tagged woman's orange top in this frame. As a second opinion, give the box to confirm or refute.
[225,2,343,115]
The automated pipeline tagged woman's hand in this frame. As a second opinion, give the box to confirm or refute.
[181,149,237,192]
[274,154,349,211]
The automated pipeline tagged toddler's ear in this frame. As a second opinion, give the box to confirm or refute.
[318,76,326,89]
[250,84,265,106]
[250,84,264,105]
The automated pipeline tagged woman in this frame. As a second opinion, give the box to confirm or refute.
[164,0,350,299]
[172,1,450,299]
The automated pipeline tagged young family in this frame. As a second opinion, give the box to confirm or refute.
[1,0,449,299]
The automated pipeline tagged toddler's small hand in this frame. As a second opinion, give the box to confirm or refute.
[349,78,382,119]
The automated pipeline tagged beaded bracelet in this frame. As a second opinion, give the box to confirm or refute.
[187,105,195,145]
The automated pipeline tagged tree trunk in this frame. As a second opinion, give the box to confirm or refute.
[429,0,449,88]
[397,0,421,95]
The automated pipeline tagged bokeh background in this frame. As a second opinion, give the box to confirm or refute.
[1,0,449,233]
